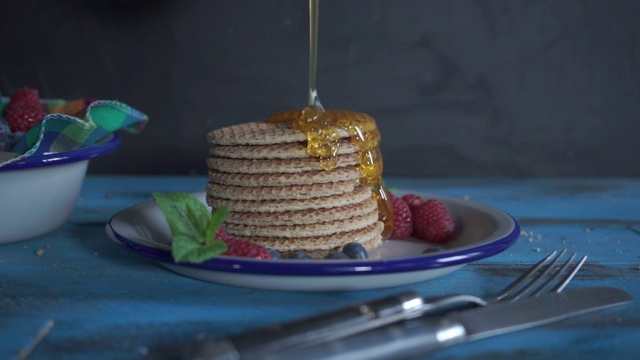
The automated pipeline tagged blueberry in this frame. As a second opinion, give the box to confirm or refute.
[0,118,21,152]
[342,242,369,259]
[0,133,12,152]
[324,252,350,260]
[289,252,312,260]
[0,117,11,134]
[422,246,445,254]
[267,248,282,259]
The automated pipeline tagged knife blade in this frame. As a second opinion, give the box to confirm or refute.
[184,287,631,360]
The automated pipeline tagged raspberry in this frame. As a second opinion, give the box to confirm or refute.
[388,192,413,239]
[215,226,271,259]
[4,104,47,132]
[9,88,41,107]
[222,237,271,259]
[401,194,423,210]
[9,88,41,108]
[412,199,455,243]
[214,226,230,241]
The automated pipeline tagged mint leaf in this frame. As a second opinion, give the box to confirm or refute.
[152,192,209,236]
[171,234,227,263]
[152,192,229,264]
[206,205,230,240]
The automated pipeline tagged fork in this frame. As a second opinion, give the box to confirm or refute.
[184,250,586,360]
[493,249,587,301]
[428,249,587,310]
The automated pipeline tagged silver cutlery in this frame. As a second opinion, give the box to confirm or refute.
[261,286,632,360]
[183,249,586,360]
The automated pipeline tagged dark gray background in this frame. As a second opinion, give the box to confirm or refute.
[1,0,639,177]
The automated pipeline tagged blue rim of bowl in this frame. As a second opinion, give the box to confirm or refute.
[0,133,121,171]
[107,208,520,277]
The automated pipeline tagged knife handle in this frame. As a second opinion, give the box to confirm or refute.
[183,291,425,360]
[261,316,467,360]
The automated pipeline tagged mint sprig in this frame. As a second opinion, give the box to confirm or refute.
[152,192,230,263]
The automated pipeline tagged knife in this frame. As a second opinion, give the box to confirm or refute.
[183,287,631,360]
[182,291,482,360]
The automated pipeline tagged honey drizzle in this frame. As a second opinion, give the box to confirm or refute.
[267,108,394,239]
[307,0,324,111]
[264,1,393,239]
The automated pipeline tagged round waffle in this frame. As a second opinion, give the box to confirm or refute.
[206,180,357,201]
[224,208,378,238]
[234,222,384,259]
[224,197,377,226]
[206,185,372,213]
[208,166,361,187]
[207,121,350,146]
[206,153,359,174]
[209,141,360,159]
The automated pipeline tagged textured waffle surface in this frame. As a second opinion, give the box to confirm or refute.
[208,166,361,186]
[230,222,384,259]
[206,185,372,213]
[224,197,377,225]
[207,121,350,146]
[207,153,359,174]
[209,141,360,159]
[224,208,378,238]
[206,180,356,200]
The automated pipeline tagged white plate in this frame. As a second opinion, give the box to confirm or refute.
[105,191,520,291]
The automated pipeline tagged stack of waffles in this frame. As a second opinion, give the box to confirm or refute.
[206,120,383,258]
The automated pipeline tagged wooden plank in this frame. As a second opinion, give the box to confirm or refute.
[1,176,638,359]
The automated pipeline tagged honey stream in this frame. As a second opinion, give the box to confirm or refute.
[266,0,394,239]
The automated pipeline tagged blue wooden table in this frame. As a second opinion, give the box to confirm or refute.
[2,176,639,359]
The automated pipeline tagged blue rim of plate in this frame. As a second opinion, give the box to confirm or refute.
[107,203,520,277]
[0,133,121,171]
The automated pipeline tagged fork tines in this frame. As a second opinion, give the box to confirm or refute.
[495,249,587,303]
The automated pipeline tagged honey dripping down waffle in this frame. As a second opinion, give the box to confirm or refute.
[266,107,395,239]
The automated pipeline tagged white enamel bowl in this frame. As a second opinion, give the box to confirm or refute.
[0,134,120,244]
